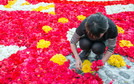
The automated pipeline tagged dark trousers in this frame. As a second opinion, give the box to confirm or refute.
[79,36,106,55]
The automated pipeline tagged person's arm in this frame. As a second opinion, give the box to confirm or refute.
[102,37,117,64]
[70,31,82,70]
[70,18,87,70]
[102,50,112,64]
[70,44,82,70]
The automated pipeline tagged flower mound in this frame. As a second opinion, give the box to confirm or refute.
[107,55,126,68]
[116,25,125,34]
[77,15,86,21]
[82,60,94,73]
[42,25,53,33]
[119,40,133,48]
[58,17,69,23]
[37,39,51,49]
[50,54,67,65]
[91,60,104,72]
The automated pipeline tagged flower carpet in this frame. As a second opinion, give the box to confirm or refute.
[0,0,134,84]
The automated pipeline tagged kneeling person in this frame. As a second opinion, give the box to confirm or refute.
[70,13,118,70]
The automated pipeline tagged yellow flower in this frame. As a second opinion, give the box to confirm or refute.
[50,54,67,65]
[48,11,56,15]
[116,25,125,34]
[31,4,55,12]
[77,15,86,21]
[42,25,53,33]
[21,1,30,6]
[114,60,120,68]
[31,8,36,11]
[58,17,69,23]
[82,60,94,73]
[43,4,55,10]
[119,40,133,48]
[37,39,51,49]
[4,0,17,8]
[82,60,91,66]
[107,55,126,68]
[121,61,126,66]
[108,59,115,66]
[36,6,44,12]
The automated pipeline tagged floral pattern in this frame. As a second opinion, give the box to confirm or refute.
[4,0,17,8]
[0,0,134,83]
[50,54,67,65]
[37,39,51,49]
[82,60,94,73]
[107,55,126,68]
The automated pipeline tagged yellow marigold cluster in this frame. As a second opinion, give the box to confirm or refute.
[50,54,67,65]
[116,25,125,34]
[32,6,44,12]
[48,11,56,15]
[21,1,30,6]
[4,0,17,8]
[107,55,126,68]
[37,39,51,49]
[31,4,55,12]
[77,15,86,21]
[119,40,133,48]
[82,60,94,73]
[58,17,69,23]
[42,25,53,33]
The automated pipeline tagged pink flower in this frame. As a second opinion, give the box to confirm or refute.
[126,65,131,69]
[90,79,99,84]
[91,60,104,71]
[109,81,113,84]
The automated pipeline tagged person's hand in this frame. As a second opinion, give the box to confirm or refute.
[75,58,82,70]
[97,66,102,69]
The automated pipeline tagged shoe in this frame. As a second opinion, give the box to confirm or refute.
[95,54,103,60]
[79,50,91,60]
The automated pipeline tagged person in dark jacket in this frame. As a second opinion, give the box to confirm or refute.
[70,13,118,70]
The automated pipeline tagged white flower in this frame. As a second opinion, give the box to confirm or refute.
[0,45,26,61]
[105,4,134,14]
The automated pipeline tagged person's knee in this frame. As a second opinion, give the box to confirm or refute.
[79,38,92,50]
[92,42,106,54]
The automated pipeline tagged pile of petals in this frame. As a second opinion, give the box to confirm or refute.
[84,73,103,84]
[126,65,131,69]
[37,39,51,49]
[82,60,94,73]
[107,55,126,68]
[50,54,67,65]
[42,25,53,33]
[91,60,104,72]
[0,48,104,84]
[119,40,133,48]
